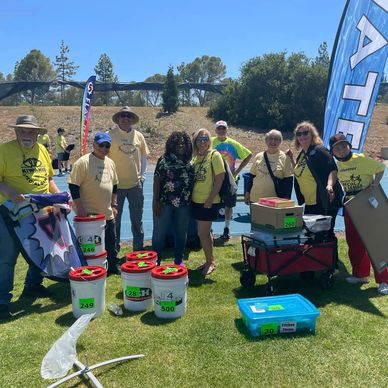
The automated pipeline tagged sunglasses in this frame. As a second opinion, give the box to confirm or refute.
[197,136,209,142]
[216,126,227,130]
[98,142,111,149]
[120,114,134,119]
[296,130,310,137]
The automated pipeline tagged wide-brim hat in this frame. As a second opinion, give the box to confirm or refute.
[9,115,47,134]
[112,106,139,124]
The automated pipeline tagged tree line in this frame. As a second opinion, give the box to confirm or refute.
[3,40,385,131]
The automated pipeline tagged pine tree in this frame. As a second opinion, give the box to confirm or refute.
[54,40,79,105]
[94,53,118,105]
[162,66,179,113]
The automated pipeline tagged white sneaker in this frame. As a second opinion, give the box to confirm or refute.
[377,282,388,295]
[345,276,369,284]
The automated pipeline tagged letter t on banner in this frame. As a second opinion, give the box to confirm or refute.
[80,76,96,156]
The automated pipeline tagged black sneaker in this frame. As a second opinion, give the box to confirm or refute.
[0,304,12,320]
[21,284,52,298]
[221,227,230,240]
[108,264,121,276]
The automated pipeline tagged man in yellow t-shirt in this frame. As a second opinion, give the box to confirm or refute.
[0,115,60,319]
[109,106,150,251]
[55,127,69,176]
[69,132,120,274]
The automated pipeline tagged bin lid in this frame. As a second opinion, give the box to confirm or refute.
[126,250,158,260]
[69,266,107,281]
[237,294,320,320]
[121,260,156,273]
[74,214,105,222]
[151,265,188,279]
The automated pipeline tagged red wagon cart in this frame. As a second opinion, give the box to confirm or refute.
[240,234,337,295]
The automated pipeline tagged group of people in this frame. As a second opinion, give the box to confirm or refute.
[1,110,387,320]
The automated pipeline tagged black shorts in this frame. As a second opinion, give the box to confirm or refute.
[191,202,220,221]
[222,193,237,208]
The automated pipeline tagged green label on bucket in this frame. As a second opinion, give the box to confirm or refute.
[79,298,95,309]
[136,253,148,258]
[82,243,96,253]
[283,216,296,229]
[125,286,152,298]
[82,269,93,275]
[162,267,179,274]
[137,261,148,267]
[268,304,284,311]
[160,300,176,313]
[260,323,278,336]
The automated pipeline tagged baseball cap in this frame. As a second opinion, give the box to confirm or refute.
[329,133,351,152]
[215,120,228,129]
[94,132,112,144]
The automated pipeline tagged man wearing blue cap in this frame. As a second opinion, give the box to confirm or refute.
[68,132,120,274]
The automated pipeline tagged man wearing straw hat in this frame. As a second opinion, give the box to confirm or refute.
[109,107,150,252]
[0,115,61,320]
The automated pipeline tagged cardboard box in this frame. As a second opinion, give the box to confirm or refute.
[259,197,295,208]
[251,203,303,230]
[344,185,388,273]
[237,294,320,337]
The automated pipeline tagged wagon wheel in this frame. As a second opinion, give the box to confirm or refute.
[319,272,334,290]
[240,270,256,288]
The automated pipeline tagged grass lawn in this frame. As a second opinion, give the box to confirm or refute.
[0,237,387,388]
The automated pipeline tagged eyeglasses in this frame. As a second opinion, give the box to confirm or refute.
[197,136,209,142]
[98,142,111,149]
[120,114,133,119]
[296,130,310,137]
[268,137,281,142]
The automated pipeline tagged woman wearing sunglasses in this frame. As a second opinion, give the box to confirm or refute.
[289,121,343,270]
[191,128,225,275]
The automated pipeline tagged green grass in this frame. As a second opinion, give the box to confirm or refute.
[0,238,387,388]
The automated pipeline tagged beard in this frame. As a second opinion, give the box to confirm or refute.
[19,138,34,149]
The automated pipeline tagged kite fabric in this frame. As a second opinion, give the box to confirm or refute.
[0,192,87,281]
[323,0,388,152]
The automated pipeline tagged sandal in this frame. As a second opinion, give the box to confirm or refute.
[202,262,217,276]
[196,263,206,271]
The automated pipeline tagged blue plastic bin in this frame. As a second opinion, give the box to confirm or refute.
[237,294,320,337]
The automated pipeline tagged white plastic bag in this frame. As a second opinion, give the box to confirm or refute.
[41,313,95,379]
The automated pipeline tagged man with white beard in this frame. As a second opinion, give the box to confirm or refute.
[0,115,60,320]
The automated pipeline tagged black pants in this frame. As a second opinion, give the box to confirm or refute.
[105,219,119,269]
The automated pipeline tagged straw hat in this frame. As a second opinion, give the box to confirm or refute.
[112,106,139,125]
[9,115,47,134]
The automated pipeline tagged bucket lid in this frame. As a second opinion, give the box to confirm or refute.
[86,251,107,260]
[74,214,105,222]
[151,264,188,279]
[121,260,156,273]
[126,250,158,261]
[69,266,107,281]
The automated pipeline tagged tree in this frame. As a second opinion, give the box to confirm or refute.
[315,42,330,68]
[54,40,79,105]
[94,53,118,105]
[143,73,166,106]
[13,49,56,104]
[162,66,179,114]
[177,55,226,106]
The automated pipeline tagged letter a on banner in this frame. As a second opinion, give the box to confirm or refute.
[80,75,96,156]
[323,0,388,152]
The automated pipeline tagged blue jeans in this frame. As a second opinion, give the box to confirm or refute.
[116,184,144,251]
[152,204,190,264]
[0,214,43,306]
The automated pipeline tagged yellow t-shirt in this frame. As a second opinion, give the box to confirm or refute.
[109,127,150,189]
[337,153,385,193]
[192,151,225,204]
[294,152,317,205]
[68,153,119,220]
[0,140,54,204]
[249,151,293,202]
[55,134,67,153]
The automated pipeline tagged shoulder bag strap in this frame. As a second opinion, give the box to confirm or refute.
[263,151,277,184]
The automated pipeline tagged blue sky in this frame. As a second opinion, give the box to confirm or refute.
[0,0,346,82]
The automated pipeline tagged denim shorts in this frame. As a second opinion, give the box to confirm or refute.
[191,202,220,221]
